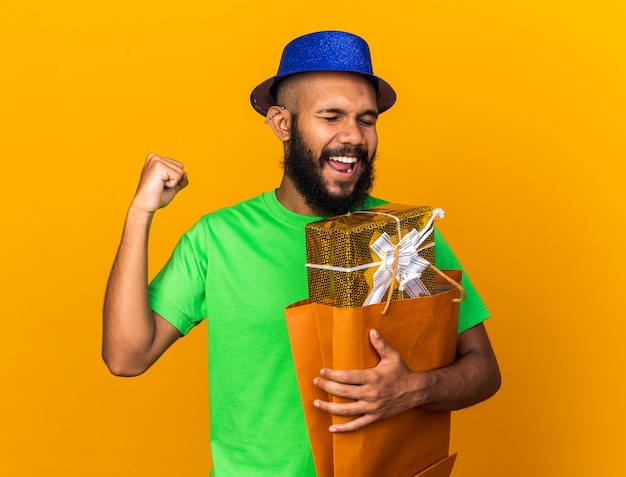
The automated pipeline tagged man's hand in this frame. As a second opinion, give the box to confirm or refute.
[313,329,423,433]
[132,153,189,214]
[313,323,500,433]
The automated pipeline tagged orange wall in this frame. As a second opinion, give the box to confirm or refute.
[1,1,624,476]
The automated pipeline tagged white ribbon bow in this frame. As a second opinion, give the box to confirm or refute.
[362,208,444,306]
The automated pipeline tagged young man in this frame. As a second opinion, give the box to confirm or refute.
[103,31,500,476]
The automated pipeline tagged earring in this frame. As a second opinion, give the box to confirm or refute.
[264,106,286,124]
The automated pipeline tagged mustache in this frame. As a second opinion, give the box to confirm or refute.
[319,145,369,164]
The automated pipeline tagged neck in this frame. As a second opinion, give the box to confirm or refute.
[275,176,319,216]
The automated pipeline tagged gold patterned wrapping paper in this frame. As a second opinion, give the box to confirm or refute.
[305,204,440,308]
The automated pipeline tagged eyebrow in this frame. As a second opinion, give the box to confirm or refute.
[317,107,379,118]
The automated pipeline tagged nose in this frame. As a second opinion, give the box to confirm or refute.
[337,121,365,146]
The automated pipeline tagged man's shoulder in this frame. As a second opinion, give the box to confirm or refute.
[199,192,269,221]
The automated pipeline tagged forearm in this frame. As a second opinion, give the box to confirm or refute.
[414,347,501,412]
[102,206,158,375]
[413,323,501,411]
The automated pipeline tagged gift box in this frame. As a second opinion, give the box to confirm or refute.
[305,204,443,308]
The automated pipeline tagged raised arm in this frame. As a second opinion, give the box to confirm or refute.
[102,153,188,376]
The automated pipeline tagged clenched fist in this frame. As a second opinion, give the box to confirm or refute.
[131,153,189,214]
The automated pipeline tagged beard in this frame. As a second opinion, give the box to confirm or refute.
[283,115,376,217]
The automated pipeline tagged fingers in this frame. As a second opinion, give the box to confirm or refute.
[369,328,392,359]
[313,368,381,416]
[167,170,188,191]
[313,398,378,433]
[132,153,189,213]
[313,393,381,433]
[329,414,376,433]
[317,367,367,386]
[145,153,187,187]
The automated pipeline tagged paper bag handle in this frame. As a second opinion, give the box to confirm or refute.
[428,264,466,304]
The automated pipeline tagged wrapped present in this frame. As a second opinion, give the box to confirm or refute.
[305,204,444,308]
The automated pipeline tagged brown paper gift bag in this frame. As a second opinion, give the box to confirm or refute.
[285,269,463,477]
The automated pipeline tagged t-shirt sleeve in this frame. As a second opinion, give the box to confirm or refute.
[434,227,491,333]
[148,220,208,335]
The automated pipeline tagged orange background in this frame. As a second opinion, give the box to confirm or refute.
[1,1,625,476]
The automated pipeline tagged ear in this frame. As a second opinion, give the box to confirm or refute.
[266,106,292,142]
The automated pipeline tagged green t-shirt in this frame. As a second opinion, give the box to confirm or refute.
[148,191,489,476]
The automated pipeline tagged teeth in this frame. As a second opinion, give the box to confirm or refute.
[329,156,357,164]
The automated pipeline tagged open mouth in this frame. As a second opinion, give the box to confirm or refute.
[326,156,358,174]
